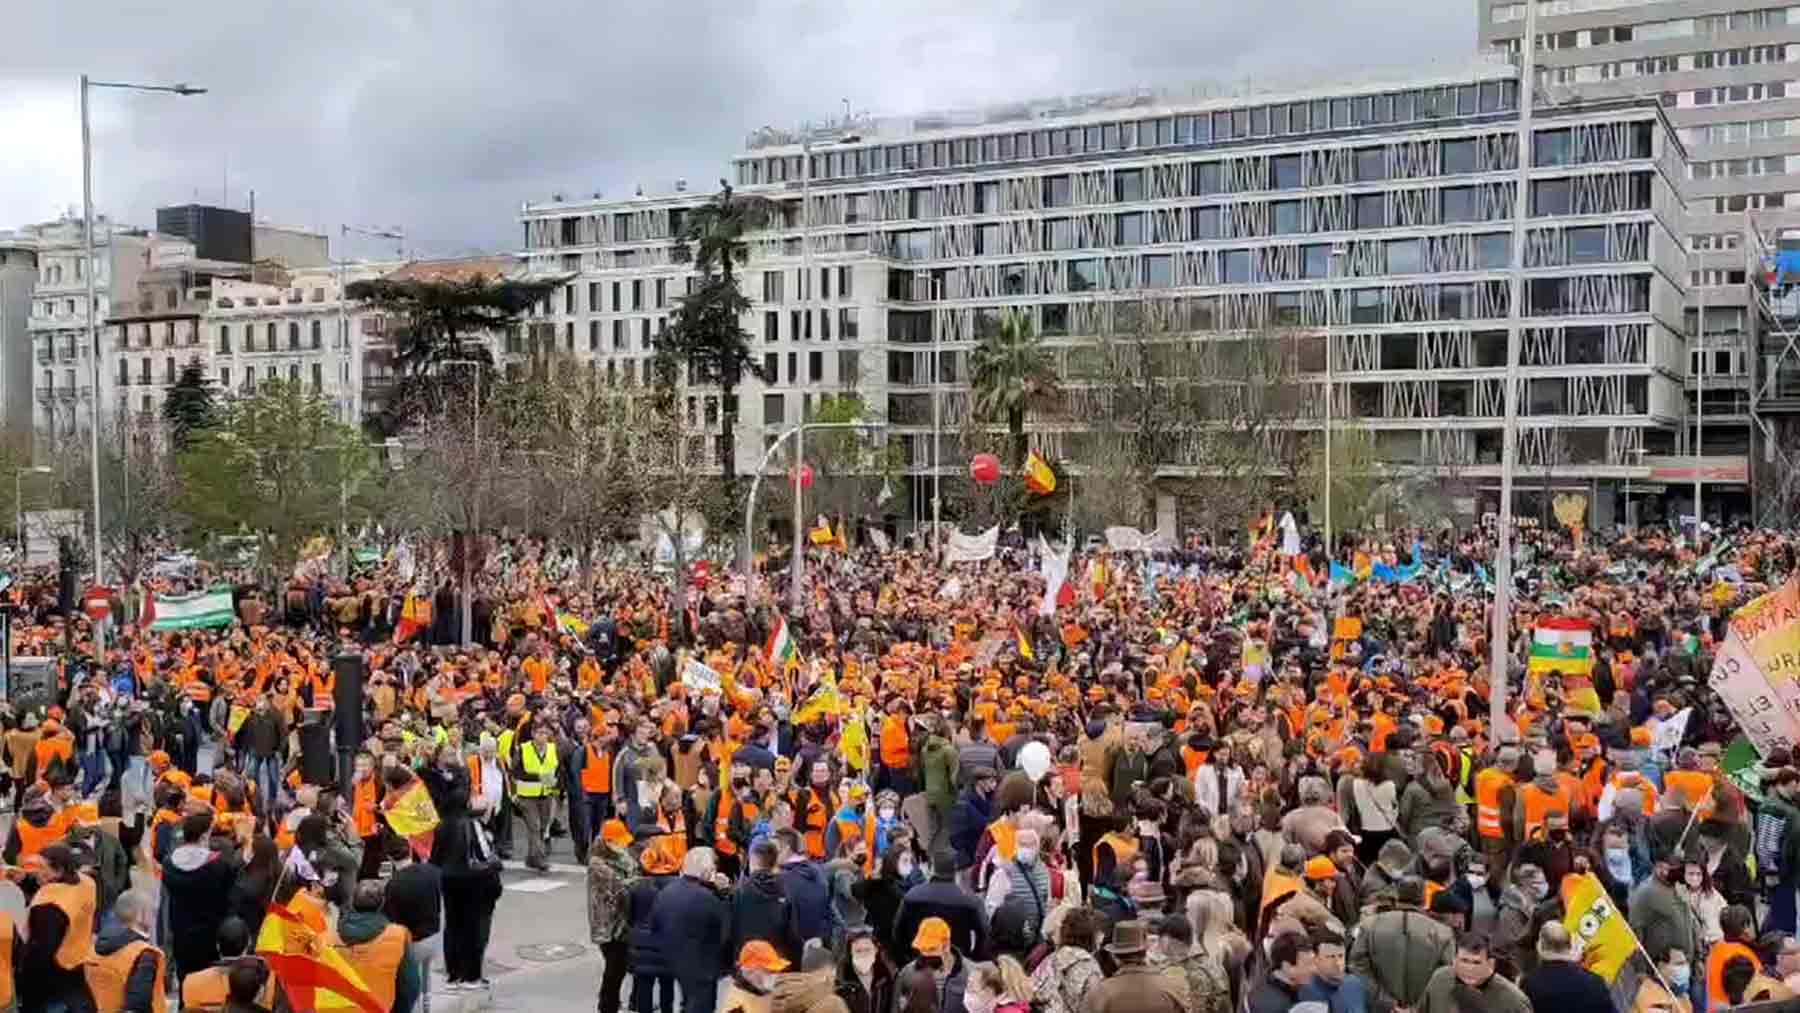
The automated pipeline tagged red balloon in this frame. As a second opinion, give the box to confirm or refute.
[790,463,814,489]
[969,453,1001,485]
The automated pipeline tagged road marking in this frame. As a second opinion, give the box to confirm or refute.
[501,859,586,875]
[505,877,568,893]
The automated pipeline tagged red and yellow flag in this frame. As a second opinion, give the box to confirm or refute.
[381,779,441,860]
[257,902,384,1013]
[1023,451,1056,495]
[1013,621,1035,661]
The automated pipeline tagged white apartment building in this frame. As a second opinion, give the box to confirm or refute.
[21,214,159,449]
[204,262,400,423]
[523,61,1692,529]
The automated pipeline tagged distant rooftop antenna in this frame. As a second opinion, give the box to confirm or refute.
[675,178,687,192]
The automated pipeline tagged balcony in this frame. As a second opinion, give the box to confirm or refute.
[56,389,75,402]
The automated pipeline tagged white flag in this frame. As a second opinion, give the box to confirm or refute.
[1279,512,1302,556]
[1038,536,1071,616]
[877,480,893,505]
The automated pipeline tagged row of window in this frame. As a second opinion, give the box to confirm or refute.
[757,349,865,397]
[215,320,343,354]
[1534,45,1795,86]
[733,82,1521,187]
[1690,155,1793,180]
[1494,0,1689,23]
[1680,80,1794,108]
[760,308,861,342]
[1682,116,1800,147]
[758,266,856,305]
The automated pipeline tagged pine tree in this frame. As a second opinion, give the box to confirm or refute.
[162,359,218,450]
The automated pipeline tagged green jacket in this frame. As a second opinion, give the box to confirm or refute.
[1416,966,1531,1013]
[1349,906,1456,1013]
[921,735,957,810]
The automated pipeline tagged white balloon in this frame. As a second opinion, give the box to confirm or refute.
[1018,741,1052,783]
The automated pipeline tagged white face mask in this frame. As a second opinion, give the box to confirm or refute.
[1466,874,1488,890]
[879,807,897,821]
[853,954,876,976]
[897,858,916,878]
[1016,847,1039,865]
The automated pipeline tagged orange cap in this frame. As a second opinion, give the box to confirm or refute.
[601,819,633,848]
[148,750,171,772]
[738,940,791,972]
[1630,727,1652,747]
[912,916,951,955]
[1305,856,1338,881]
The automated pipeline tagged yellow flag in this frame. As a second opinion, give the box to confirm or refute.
[840,709,869,774]
[1561,872,1638,982]
[227,704,251,735]
[809,516,834,546]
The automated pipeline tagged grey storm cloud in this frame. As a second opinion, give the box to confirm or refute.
[1,0,1474,257]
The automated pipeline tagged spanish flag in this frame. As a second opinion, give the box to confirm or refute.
[258,902,385,1013]
[840,708,870,774]
[1352,551,1373,580]
[1014,621,1035,661]
[381,779,441,860]
[808,516,834,546]
[1023,451,1056,495]
[794,672,845,724]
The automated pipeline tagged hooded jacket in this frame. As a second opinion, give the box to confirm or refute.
[162,842,239,978]
[335,910,421,1013]
[92,920,161,1013]
[778,859,832,945]
[730,869,803,965]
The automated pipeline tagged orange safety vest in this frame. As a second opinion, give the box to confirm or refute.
[1093,831,1140,880]
[1709,941,1761,1008]
[180,963,277,1012]
[0,911,12,1008]
[1610,772,1660,814]
[1424,880,1445,910]
[186,681,213,705]
[1666,770,1715,819]
[13,813,62,860]
[31,875,96,970]
[327,922,410,1013]
[1475,769,1514,840]
[1261,867,1303,925]
[800,788,835,859]
[1518,781,1573,839]
[879,716,911,769]
[582,745,611,795]
[1580,758,1610,811]
[34,735,73,776]
[353,776,379,839]
[714,789,758,856]
[84,936,166,1013]
[467,755,485,800]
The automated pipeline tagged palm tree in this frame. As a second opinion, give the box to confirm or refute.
[658,182,779,485]
[970,314,1060,468]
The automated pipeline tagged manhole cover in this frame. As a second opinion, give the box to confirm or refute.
[516,942,586,963]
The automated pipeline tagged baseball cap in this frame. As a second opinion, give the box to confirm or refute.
[913,917,951,955]
[600,820,633,848]
[1305,856,1338,881]
[738,940,791,973]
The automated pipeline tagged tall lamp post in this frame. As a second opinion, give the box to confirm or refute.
[14,466,51,556]
[1325,244,1347,556]
[81,75,206,591]
[440,358,482,645]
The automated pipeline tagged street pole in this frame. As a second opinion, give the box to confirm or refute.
[791,423,805,616]
[1326,246,1346,557]
[741,421,884,604]
[1695,254,1706,530]
[1490,2,1537,741]
[81,75,102,592]
[442,359,481,646]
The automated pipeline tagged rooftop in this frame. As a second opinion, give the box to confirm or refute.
[381,255,520,284]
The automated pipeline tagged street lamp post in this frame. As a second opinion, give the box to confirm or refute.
[15,466,52,556]
[742,420,884,613]
[81,75,205,594]
[440,358,482,646]
[1326,244,1347,557]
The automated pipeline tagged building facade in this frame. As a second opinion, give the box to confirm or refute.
[1478,0,1800,520]
[523,63,1689,530]
[0,234,38,438]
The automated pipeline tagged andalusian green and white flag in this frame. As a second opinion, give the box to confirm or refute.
[142,586,235,631]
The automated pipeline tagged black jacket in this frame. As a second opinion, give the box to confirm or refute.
[627,874,676,974]
[730,870,803,965]
[161,844,240,976]
[1521,959,1614,1013]
[836,956,897,1013]
[643,875,730,982]
[778,859,832,945]
[384,862,444,941]
[854,875,907,957]
[893,876,989,964]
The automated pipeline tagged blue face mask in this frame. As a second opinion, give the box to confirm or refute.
[1667,963,1691,991]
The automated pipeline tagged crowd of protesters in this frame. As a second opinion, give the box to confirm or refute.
[0,520,1792,1013]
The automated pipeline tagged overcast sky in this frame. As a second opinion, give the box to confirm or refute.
[2,1,1474,261]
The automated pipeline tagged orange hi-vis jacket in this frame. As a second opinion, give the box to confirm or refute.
[84,934,165,1013]
[0,911,12,1008]
[327,921,411,1013]
[181,961,276,1012]
[1517,780,1575,839]
[582,744,611,795]
[1476,769,1515,840]
[31,874,97,970]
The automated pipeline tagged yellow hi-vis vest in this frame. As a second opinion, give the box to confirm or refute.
[516,741,559,798]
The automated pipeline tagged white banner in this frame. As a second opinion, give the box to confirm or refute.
[1038,536,1071,617]
[1650,707,1691,756]
[1709,627,1800,755]
[1104,526,1174,553]
[867,529,891,553]
[1279,512,1302,556]
[945,525,999,563]
[681,658,723,693]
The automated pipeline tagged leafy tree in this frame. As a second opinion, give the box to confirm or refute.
[177,379,371,584]
[345,274,552,434]
[763,393,901,548]
[162,359,218,450]
[970,314,1060,469]
[654,182,777,485]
